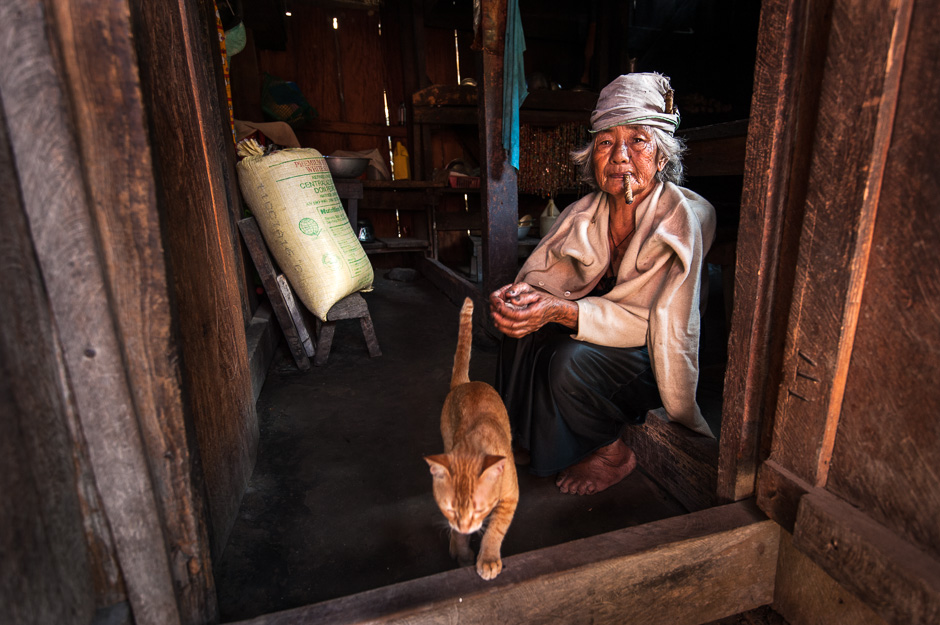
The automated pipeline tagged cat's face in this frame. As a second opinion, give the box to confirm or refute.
[425,454,506,534]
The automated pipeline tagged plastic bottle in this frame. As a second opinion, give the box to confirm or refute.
[393,142,410,180]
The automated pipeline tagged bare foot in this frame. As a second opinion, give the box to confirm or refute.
[555,439,636,495]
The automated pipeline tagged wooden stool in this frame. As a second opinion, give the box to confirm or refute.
[314,292,382,366]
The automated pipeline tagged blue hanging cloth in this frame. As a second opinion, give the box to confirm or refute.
[502,0,527,170]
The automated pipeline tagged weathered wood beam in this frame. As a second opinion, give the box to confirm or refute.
[757,458,940,625]
[130,0,258,563]
[717,0,829,504]
[766,0,908,487]
[233,501,779,625]
[478,0,519,295]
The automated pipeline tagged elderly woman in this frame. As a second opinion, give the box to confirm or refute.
[489,72,715,496]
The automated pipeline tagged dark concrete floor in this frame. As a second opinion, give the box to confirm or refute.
[214,268,728,622]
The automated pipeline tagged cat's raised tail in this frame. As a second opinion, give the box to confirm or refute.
[451,298,474,389]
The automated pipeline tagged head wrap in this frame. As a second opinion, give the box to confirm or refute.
[590,72,680,135]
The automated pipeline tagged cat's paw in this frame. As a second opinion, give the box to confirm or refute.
[476,555,503,580]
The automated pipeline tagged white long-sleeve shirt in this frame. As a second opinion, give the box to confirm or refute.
[517,182,716,437]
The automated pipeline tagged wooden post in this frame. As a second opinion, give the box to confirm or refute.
[717,0,829,503]
[130,0,258,565]
[478,0,519,296]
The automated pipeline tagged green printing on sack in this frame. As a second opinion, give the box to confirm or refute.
[322,252,340,270]
[298,218,320,236]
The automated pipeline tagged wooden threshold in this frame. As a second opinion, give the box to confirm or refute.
[233,500,777,625]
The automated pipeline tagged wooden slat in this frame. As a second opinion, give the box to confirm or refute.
[277,275,315,358]
[362,188,439,211]
[793,491,940,625]
[297,119,408,138]
[435,209,483,231]
[233,501,778,625]
[0,3,182,623]
[621,409,719,512]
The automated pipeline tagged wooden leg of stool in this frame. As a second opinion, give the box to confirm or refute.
[315,321,336,366]
[359,314,382,358]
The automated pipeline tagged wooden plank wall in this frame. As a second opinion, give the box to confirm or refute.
[754,0,940,623]
[256,5,393,155]
[0,2,199,623]
[823,0,939,563]
[50,0,221,621]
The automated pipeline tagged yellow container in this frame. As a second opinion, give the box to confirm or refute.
[393,142,410,180]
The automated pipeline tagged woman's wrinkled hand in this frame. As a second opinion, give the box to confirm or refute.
[488,282,578,338]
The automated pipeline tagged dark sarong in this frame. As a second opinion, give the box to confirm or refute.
[496,324,661,476]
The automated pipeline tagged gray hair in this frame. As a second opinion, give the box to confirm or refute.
[571,125,687,190]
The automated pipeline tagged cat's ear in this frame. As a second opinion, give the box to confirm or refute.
[479,455,506,480]
[424,454,451,479]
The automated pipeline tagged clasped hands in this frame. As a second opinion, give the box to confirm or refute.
[489,282,578,338]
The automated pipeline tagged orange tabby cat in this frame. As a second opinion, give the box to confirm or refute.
[425,298,518,580]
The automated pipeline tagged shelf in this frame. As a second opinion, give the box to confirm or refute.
[361,237,429,255]
[412,84,596,126]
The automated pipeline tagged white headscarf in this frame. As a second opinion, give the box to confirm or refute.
[590,72,680,136]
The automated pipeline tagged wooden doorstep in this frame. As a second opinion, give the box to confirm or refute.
[233,500,778,625]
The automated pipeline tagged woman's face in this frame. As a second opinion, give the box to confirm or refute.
[592,125,664,204]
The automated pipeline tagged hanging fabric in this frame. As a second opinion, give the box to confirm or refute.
[502,0,527,170]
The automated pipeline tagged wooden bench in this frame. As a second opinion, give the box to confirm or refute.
[238,216,381,369]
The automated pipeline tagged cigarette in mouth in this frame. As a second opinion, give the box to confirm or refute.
[624,172,634,204]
